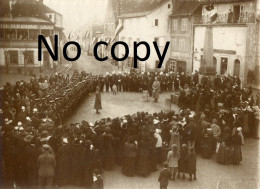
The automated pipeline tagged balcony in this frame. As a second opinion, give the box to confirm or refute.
[196,12,255,24]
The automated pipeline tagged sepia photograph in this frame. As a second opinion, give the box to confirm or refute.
[0,0,260,188]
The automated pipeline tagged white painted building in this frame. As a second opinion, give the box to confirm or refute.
[118,0,172,72]
[193,0,257,83]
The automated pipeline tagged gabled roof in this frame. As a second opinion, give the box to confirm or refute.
[119,0,169,19]
[119,11,151,19]
[0,0,61,20]
[170,2,201,17]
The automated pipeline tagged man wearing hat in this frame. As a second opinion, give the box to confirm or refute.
[104,72,110,92]
[152,77,161,103]
[37,144,56,189]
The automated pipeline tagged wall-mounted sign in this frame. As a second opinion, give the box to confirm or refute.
[0,24,54,30]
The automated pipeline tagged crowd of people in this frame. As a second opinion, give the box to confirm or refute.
[1,69,259,189]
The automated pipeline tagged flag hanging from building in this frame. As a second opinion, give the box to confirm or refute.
[92,37,98,45]
[85,31,90,39]
[205,4,218,22]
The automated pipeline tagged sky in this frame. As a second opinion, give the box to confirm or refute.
[44,0,108,33]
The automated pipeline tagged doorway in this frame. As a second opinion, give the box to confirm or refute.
[177,61,186,73]
[220,57,228,75]
[234,59,240,77]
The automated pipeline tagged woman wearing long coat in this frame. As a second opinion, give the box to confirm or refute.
[122,138,138,177]
[231,128,243,165]
[94,86,102,114]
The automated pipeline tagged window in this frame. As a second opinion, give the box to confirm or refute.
[154,37,159,44]
[17,29,28,40]
[29,29,39,40]
[154,19,159,26]
[5,29,16,40]
[25,51,34,65]
[9,51,18,64]
[172,19,177,31]
[168,4,171,9]
[181,18,188,31]
[0,29,4,40]
[49,14,52,19]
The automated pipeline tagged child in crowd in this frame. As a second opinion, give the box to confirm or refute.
[167,144,179,181]
[158,162,172,189]
[112,84,117,95]
[186,148,197,181]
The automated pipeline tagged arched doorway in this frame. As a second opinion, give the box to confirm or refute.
[234,59,240,77]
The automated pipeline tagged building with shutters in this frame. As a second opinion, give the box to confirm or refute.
[117,0,173,72]
[167,1,202,74]
[0,0,63,74]
[192,0,258,84]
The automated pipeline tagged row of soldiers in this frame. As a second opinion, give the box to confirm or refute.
[1,70,94,129]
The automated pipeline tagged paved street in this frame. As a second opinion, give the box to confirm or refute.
[65,50,120,75]
[1,49,259,189]
[64,91,260,189]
